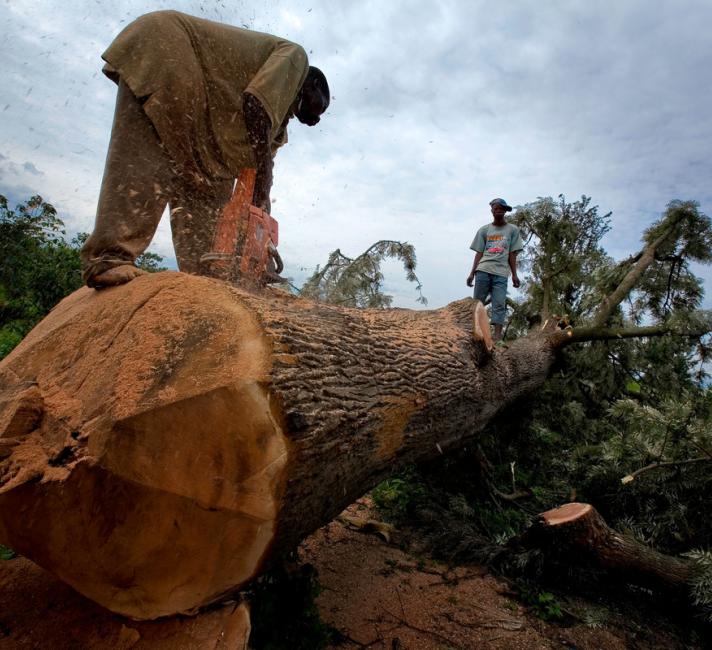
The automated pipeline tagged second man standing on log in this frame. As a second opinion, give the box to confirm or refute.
[81,10,330,288]
[466,198,524,341]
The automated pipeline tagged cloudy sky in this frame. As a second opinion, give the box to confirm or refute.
[1,0,711,308]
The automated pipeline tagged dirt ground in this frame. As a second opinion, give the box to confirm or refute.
[0,497,705,649]
[302,498,702,650]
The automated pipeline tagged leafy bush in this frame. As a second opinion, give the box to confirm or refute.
[518,586,564,621]
[372,466,428,522]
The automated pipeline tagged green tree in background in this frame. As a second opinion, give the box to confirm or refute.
[627,199,712,321]
[0,195,82,358]
[510,194,612,324]
[299,240,427,307]
[0,195,165,359]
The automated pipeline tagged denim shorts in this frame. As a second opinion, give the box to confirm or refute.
[473,271,508,324]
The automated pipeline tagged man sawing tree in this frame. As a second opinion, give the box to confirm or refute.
[80,10,329,289]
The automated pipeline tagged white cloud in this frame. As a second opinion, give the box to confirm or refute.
[279,9,303,31]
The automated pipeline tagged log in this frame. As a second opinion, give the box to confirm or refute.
[0,272,557,619]
[519,503,696,595]
[0,556,252,649]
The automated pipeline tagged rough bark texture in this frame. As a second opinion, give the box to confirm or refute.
[520,503,696,595]
[0,272,558,619]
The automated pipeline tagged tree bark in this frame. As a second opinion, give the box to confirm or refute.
[0,272,558,619]
[517,503,696,596]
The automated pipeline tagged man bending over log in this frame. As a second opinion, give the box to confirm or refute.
[81,10,330,288]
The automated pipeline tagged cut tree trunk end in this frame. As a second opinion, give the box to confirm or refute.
[472,299,493,357]
[0,272,558,618]
[518,503,697,597]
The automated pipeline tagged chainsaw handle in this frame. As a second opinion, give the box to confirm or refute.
[268,241,284,274]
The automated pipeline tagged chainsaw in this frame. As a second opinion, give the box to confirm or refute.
[199,168,284,287]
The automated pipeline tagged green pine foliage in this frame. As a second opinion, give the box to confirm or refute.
[499,199,712,553]
[299,240,427,307]
[685,549,712,622]
[509,194,612,323]
[631,200,712,321]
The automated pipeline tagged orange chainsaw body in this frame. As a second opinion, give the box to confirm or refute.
[199,168,278,286]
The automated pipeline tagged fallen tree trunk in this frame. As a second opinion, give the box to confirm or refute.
[0,272,558,619]
[517,503,697,596]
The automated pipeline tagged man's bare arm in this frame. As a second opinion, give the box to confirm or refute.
[509,250,521,288]
[244,92,273,212]
[466,252,483,286]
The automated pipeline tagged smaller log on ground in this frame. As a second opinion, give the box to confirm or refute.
[518,503,696,596]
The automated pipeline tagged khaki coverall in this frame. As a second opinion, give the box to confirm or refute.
[81,10,308,281]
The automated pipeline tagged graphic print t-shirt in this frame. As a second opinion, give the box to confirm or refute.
[470,222,524,277]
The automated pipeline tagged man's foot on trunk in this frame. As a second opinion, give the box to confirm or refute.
[86,265,147,289]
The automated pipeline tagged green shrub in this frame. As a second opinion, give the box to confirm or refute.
[372,466,427,522]
[518,585,563,621]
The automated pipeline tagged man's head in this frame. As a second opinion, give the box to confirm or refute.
[295,66,330,126]
[489,198,512,221]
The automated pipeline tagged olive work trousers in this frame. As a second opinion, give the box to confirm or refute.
[80,79,233,282]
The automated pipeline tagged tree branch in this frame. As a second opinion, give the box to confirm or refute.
[520,216,542,240]
[551,322,710,347]
[593,212,686,327]
[621,457,712,484]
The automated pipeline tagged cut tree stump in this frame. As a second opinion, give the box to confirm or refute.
[518,503,697,596]
[0,272,559,618]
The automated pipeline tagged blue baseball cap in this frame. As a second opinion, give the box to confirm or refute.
[490,198,512,212]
